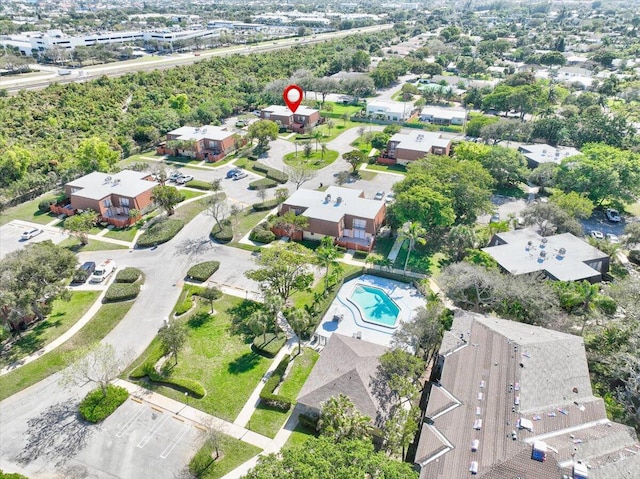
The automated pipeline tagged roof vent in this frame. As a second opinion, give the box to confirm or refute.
[104,176,112,182]
[540,250,547,258]
[540,238,548,248]
[559,247,566,255]
[113,178,121,185]
[195,127,200,132]
[325,194,331,202]
[336,196,343,205]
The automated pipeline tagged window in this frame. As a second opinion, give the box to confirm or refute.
[353,218,366,229]
[104,198,112,208]
[120,198,130,207]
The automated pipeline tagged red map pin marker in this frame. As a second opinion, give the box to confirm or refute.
[283,84,303,113]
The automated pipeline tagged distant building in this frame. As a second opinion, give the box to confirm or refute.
[52,170,158,228]
[365,100,414,122]
[260,105,320,133]
[419,106,466,125]
[158,125,237,162]
[414,310,640,478]
[278,186,386,252]
[518,144,581,168]
[482,229,609,282]
[379,130,451,165]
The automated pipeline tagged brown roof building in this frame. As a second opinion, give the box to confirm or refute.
[414,310,640,479]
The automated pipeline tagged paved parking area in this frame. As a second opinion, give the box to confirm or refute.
[0,221,69,260]
[69,399,203,479]
[581,210,629,237]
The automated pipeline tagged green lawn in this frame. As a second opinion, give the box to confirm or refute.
[283,149,339,170]
[625,201,640,217]
[0,302,133,401]
[103,225,140,242]
[165,156,203,166]
[248,348,319,438]
[127,294,272,422]
[494,183,528,199]
[58,238,130,252]
[282,422,317,450]
[0,291,100,368]
[180,189,207,201]
[372,236,395,259]
[0,193,63,226]
[229,207,271,244]
[364,163,407,175]
[189,433,261,479]
[320,102,365,117]
[351,135,374,155]
[357,170,378,181]
[393,241,448,275]
[174,198,208,223]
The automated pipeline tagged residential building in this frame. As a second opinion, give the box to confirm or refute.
[259,105,320,133]
[277,186,386,252]
[158,125,237,162]
[378,130,452,165]
[419,106,466,125]
[482,229,609,282]
[365,100,414,122]
[297,333,389,428]
[414,310,640,479]
[52,170,158,228]
[518,144,581,168]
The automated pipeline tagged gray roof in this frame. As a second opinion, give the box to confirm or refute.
[518,144,581,166]
[283,186,384,222]
[261,105,317,116]
[67,170,157,201]
[420,106,466,120]
[482,229,608,282]
[297,333,389,425]
[389,130,451,153]
[415,310,638,479]
[167,125,233,142]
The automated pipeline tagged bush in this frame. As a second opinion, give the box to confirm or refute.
[136,218,184,248]
[186,261,220,282]
[38,197,59,213]
[78,384,129,423]
[104,283,140,303]
[253,162,289,183]
[0,471,29,479]
[249,178,278,190]
[151,375,205,398]
[175,300,193,316]
[252,198,282,211]
[249,222,276,243]
[259,354,292,411]
[114,267,142,283]
[252,333,286,358]
[71,269,90,284]
[629,250,640,265]
[298,413,319,431]
[185,179,213,190]
[210,220,233,243]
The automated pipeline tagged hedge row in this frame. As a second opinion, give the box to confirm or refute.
[130,357,205,398]
[252,198,282,211]
[210,220,233,243]
[136,218,185,248]
[78,384,129,423]
[104,283,140,303]
[253,162,289,183]
[185,179,214,190]
[252,333,286,358]
[259,354,292,412]
[114,267,142,284]
[249,178,278,190]
[186,261,220,282]
[249,222,276,244]
[175,300,193,316]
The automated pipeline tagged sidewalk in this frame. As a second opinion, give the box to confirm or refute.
[387,236,405,262]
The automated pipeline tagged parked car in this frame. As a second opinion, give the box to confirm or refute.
[606,233,620,244]
[226,168,241,179]
[21,228,43,240]
[605,208,622,222]
[235,120,247,128]
[168,172,182,182]
[374,191,385,201]
[385,193,395,204]
[176,175,194,185]
[71,261,96,284]
[233,171,248,180]
[90,259,117,283]
[590,230,605,240]
[490,213,501,223]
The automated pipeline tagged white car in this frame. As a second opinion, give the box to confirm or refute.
[606,233,620,243]
[374,191,385,201]
[168,172,182,182]
[21,228,43,240]
[176,175,194,184]
[385,193,395,204]
[605,208,621,222]
[590,230,605,240]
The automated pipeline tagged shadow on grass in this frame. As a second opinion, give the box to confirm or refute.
[227,300,262,339]
[0,316,64,365]
[227,352,261,375]
[187,311,213,329]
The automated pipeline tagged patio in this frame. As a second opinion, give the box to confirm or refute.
[312,274,426,348]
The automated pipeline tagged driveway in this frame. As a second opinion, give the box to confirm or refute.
[581,209,629,237]
[0,221,69,260]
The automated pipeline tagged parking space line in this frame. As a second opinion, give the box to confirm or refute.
[131,397,142,404]
[160,423,191,459]
[116,405,146,438]
[137,412,170,448]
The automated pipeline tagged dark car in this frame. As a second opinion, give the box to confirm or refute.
[71,261,96,284]
[226,168,241,179]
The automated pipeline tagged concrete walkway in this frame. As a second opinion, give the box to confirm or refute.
[387,236,405,262]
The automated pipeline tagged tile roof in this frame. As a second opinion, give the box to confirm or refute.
[67,170,157,201]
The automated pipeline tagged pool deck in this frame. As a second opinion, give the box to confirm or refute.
[314,274,426,348]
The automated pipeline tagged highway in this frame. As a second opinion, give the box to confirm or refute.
[0,24,393,93]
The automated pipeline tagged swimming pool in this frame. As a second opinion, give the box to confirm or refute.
[348,284,400,328]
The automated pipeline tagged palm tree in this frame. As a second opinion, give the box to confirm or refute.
[248,310,270,343]
[313,129,323,152]
[263,293,285,338]
[320,143,327,161]
[400,221,427,273]
[446,225,477,262]
[287,307,311,354]
[315,236,341,292]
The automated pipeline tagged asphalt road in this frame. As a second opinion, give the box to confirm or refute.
[0,221,69,260]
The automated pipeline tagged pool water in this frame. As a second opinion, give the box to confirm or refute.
[349,284,400,327]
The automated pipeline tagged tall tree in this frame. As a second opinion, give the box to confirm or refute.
[400,221,426,273]
[247,120,279,150]
[287,164,316,190]
[64,210,98,245]
[315,236,340,292]
[392,301,446,363]
[158,319,187,364]
[446,224,477,262]
[318,394,372,442]
[75,137,120,173]
[342,150,367,174]
[151,185,183,216]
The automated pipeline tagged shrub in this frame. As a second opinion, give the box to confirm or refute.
[104,283,140,303]
[114,267,142,283]
[629,250,640,265]
[259,354,292,411]
[253,162,289,183]
[151,375,205,398]
[38,197,58,213]
[210,220,233,243]
[185,179,213,190]
[71,269,90,284]
[136,218,184,248]
[249,178,278,190]
[298,413,319,431]
[175,300,193,316]
[186,261,220,282]
[252,198,282,211]
[78,384,129,423]
[252,333,286,358]
[249,222,276,243]
[0,470,30,479]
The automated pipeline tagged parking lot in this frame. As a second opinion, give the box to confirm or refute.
[0,221,69,260]
[70,399,203,479]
